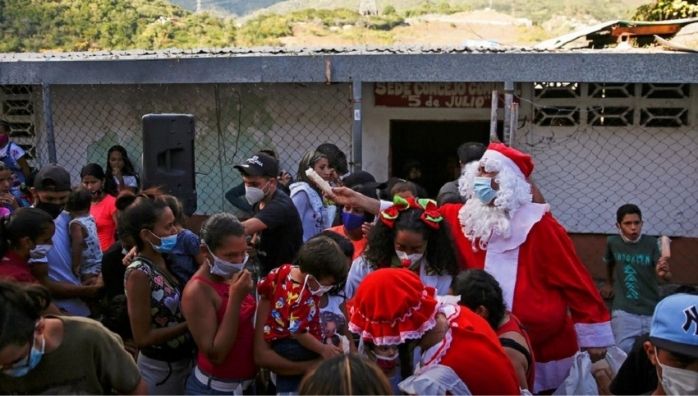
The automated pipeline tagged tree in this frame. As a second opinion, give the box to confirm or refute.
[634,0,698,21]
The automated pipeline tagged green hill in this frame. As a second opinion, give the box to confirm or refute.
[0,0,235,52]
[247,0,647,24]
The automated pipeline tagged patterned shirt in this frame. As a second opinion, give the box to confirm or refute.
[257,264,321,342]
[124,257,193,358]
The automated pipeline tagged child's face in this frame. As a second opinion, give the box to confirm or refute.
[618,213,642,240]
[0,131,9,148]
[394,229,427,256]
[373,344,399,358]
[313,158,333,181]
[307,275,335,295]
[0,170,12,193]
[109,151,125,172]
[81,175,103,195]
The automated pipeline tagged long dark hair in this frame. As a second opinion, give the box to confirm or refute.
[104,145,139,196]
[120,197,169,251]
[295,151,328,196]
[0,281,51,349]
[0,208,54,258]
[80,162,106,180]
[364,207,458,276]
[299,354,391,395]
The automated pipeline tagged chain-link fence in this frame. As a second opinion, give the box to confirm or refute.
[0,81,695,284]
[36,83,353,214]
[517,82,697,285]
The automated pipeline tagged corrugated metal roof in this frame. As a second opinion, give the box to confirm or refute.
[0,44,675,62]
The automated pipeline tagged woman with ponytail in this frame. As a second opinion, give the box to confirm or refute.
[0,281,147,393]
[0,208,55,284]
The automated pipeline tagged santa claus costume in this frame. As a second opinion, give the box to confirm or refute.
[347,268,521,395]
[438,143,614,392]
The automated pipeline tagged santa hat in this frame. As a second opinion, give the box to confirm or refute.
[481,143,534,179]
[347,268,438,345]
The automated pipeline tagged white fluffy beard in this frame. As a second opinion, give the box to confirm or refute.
[460,197,511,250]
[457,159,532,250]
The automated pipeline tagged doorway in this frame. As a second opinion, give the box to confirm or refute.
[389,120,496,197]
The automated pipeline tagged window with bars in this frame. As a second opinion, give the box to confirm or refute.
[533,83,691,128]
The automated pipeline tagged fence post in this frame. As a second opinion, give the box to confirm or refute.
[509,102,519,146]
[490,90,499,142]
[503,81,514,144]
[351,80,363,173]
[41,83,57,164]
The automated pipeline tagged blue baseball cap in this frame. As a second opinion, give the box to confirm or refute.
[650,293,698,358]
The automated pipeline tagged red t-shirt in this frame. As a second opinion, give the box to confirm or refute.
[0,251,38,283]
[90,194,117,251]
[192,275,257,380]
[327,225,367,261]
[257,264,321,343]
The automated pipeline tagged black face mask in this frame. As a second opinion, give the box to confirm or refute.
[35,201,64,219]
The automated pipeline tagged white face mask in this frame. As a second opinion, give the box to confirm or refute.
[299,274,333,299]
[618,229,642,243]
[395,249,423,267]
[656,348,698,395]
[245,186,266,205]
[208,249,249,279]
[30,244,53,260]
[374,350,399,361]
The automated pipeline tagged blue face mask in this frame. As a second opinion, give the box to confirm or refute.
[341,211,364,232]
[149,231,178,254]
[473,176,497,204]
[2,336,45,378]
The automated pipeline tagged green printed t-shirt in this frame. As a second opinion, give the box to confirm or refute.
[604,234,661,316]
[0,316,141,394]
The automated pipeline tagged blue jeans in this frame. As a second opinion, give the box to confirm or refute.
[271,339,318,394]
[611,309,652,354]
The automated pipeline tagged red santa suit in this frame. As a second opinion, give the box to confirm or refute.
[439,143,614,392]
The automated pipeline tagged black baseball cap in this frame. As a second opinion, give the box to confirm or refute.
[234,153,279,178]
[34,164,71,191]
[342,170,376,189]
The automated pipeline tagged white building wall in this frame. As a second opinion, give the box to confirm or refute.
[362,81,697,237]
[45,83,352,214]
[514,83,698,237]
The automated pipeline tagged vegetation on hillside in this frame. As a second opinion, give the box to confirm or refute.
[633,0,698,21]
[0,0,669,51]
[0,0,235,52]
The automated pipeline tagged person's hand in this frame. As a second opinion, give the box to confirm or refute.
[122,247,138,267]
[85,274,104,297]
[656,256,672,280]
[278,171,292,187]
[600,284,614,299]
[361,221,373,238]
[0,192,17,208]
[229,269,254,299]
[584,347,607,363]
[328,186,360,207]
[320,343,343,359]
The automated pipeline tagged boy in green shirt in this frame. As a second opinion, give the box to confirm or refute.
[601,204,672,353]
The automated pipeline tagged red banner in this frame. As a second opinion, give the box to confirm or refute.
[374,82,504,108]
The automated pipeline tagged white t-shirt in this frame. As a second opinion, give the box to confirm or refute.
[113,175,138,188]
[345,255,452,299]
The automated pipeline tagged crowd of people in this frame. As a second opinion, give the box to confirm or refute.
[0,119,696,395]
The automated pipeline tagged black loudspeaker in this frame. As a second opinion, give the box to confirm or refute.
[142,114,197,216]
